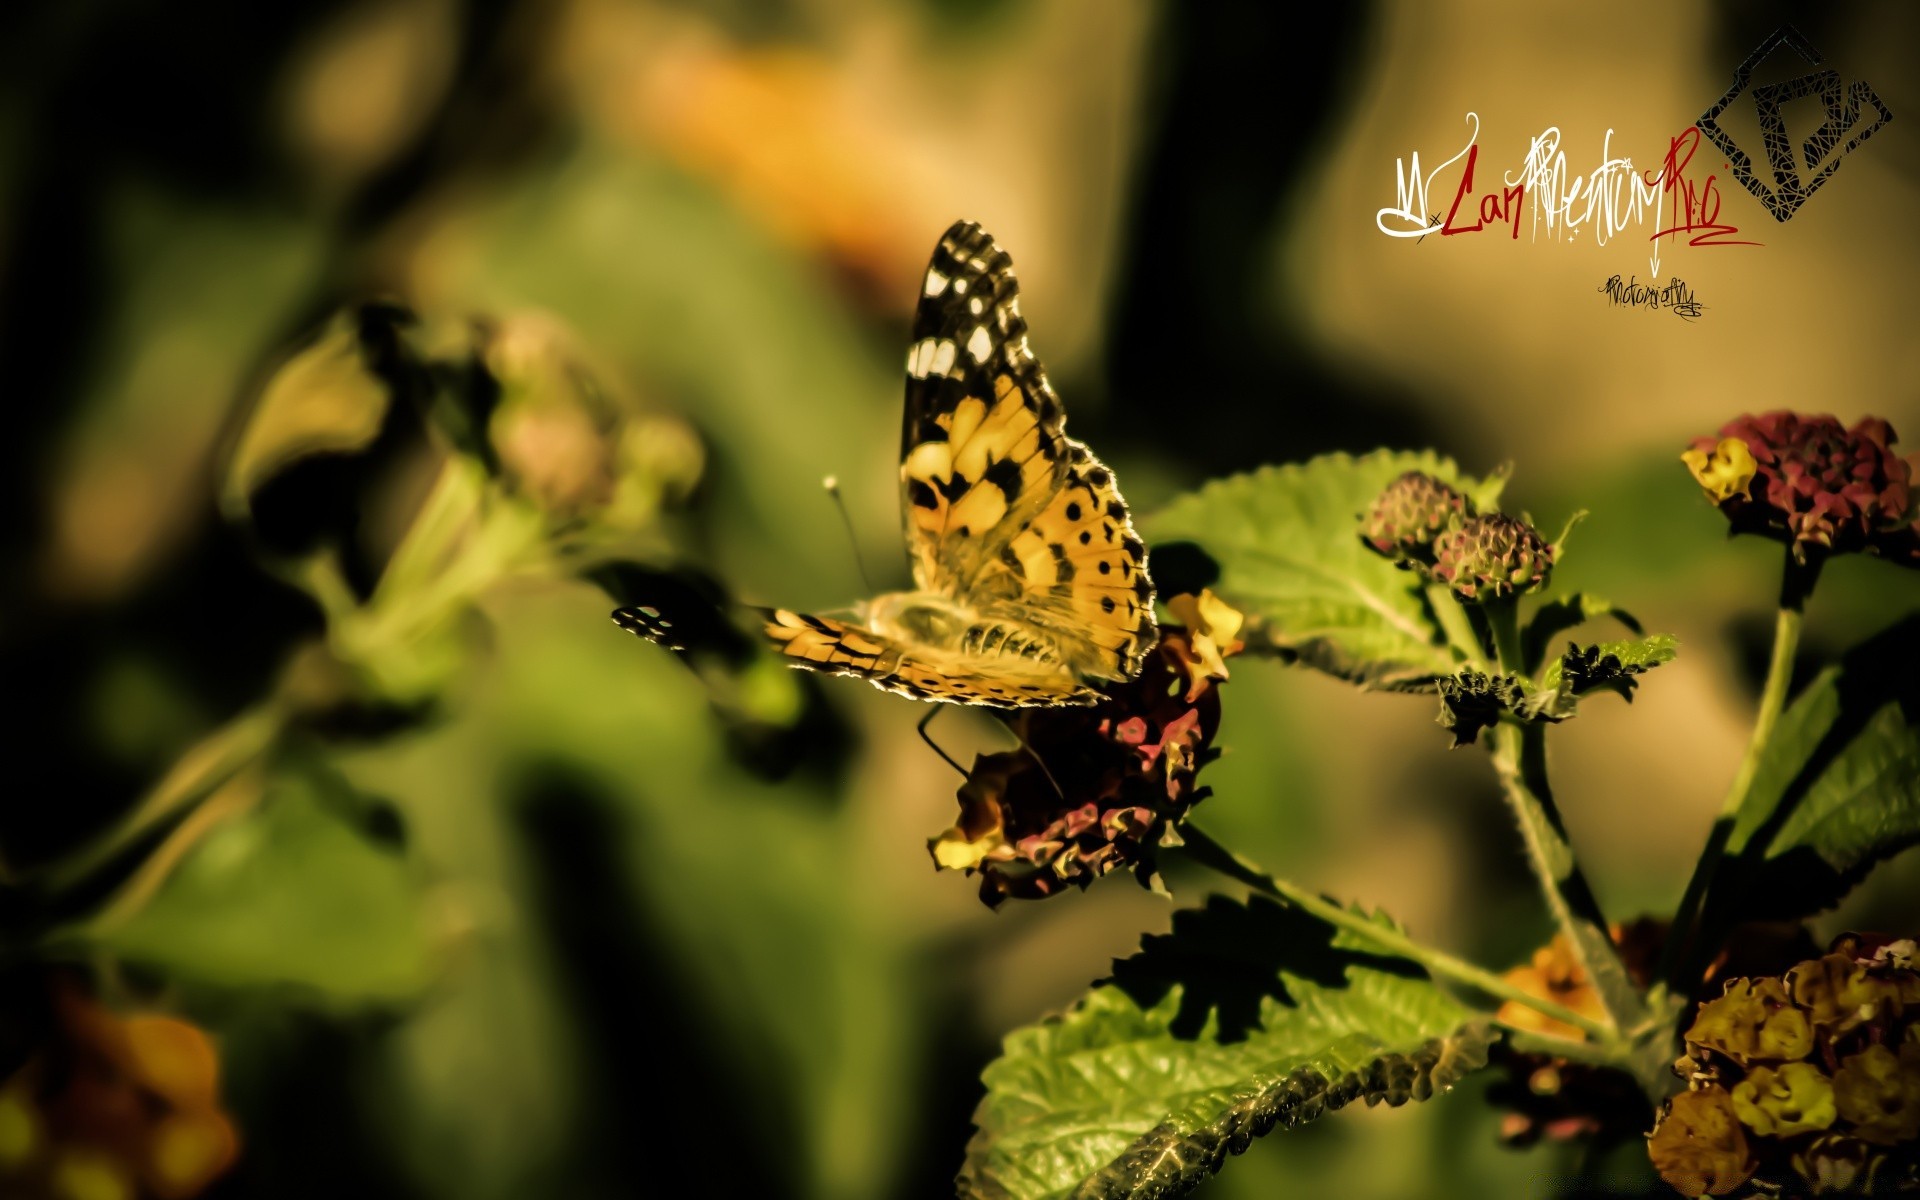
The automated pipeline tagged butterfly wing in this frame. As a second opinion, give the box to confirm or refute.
[612,603,1104,707]
[900,221,1155,682]
[762,608,1104,707]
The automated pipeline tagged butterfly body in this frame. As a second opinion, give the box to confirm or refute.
[617,221,1156,709]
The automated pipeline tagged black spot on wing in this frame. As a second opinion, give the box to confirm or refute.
[982,455,1023,505]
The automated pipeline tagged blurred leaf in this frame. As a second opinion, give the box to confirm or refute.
[84,768,433,1004]
[1144,451,1505,690]
[418,142,901,598]
[959,895,1495,1200]
[341,585,909,1200]
[1709,615,1920,922]
[1519,592,1642,675]
[223,309,390,517]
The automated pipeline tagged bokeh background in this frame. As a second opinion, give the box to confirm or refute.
[2,0,1917,1197]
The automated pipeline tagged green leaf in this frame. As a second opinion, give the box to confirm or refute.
[222,309,390,519]
[1144,451,1506,689]
[1436,669,1529,747]
[959,896,1496,1200]
[1537,634,1679,705]
[1710,615,1920,922]
[1520,593,1643,675]
[82,768,434,1004]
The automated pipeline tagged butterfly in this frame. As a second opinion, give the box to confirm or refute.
[614,220,1156,707]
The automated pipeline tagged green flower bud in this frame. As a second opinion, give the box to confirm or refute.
[1432,513,1554,601]
[1361,472,1475,566]
[1833,1043,1920,1146]
[1731,1062,1837,1137]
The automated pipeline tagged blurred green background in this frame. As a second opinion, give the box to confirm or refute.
[1,1,1916,1197]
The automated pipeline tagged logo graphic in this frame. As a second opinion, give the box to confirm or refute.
[1696,24,1893,222]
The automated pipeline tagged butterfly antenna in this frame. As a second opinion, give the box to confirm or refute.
[823,476,877,594]
[917,706,969,779]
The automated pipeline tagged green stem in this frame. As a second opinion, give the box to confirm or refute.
[1179,823,1622,1047]
[1485,599,1644,1035]
[35,703,286,893]
[1426,583,1485,667]
[1659,552,1816,989]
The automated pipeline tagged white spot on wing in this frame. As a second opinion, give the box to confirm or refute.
[953,278,969,295]
[906,337,939,378]
[967,326,992,363]
[931,339,957,377]
[968,297,983,315]
[923,269,949,297]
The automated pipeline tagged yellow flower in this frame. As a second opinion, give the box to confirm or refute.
[1686,978,1804,1065]
[1164,590,1245,700]
[1496,934,1609,1042]
[1730,1062,1836,1137]
[1681,436,1758,504]
[1833,1042,1920,1145]
[1648,1087,1755,1197]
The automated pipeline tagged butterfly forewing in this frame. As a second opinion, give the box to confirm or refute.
[900,221,1156,681]
[900,222,1072,594]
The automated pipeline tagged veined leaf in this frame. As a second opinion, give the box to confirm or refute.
[1537,634,1679,705]
[959,896,1496,1200]
[1710,615,1920,922]
[1144,451,1506,689]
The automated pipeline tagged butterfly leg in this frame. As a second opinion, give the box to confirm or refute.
[916,706,970,779]
[1005,724,1065,801]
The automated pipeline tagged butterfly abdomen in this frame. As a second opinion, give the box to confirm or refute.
[957,620,1060,666]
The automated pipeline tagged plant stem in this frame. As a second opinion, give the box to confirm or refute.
[35,703,285,894]
[1426,583,1485,667]
[1179,823,1622,1047]
[1485,599,1644,1035]
[1658,551,1817,989]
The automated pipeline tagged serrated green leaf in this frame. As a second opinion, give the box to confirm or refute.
[1538,634,1679,701]
[959,896,1496,1200]
[1143,451,1506,689]
[1436,669,1530,747]
[1520,593,1643,675]
[1709,615,1920,922]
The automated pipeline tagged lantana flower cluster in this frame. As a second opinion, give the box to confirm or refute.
[0,976,238,1200]
[1648,934,1920,1197]
[1682,412,1918,566]
[927,591,1243,906]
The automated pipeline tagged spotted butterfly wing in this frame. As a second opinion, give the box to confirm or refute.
[614,221,1156,708]
[899,222,1155,683]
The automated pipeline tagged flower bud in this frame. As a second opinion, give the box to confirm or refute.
[1432,513,1554,601]
[1361,471,1475,566]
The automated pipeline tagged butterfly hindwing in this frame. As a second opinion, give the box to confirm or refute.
[985,444,1155,678]
[763,609,1103,707]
